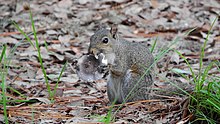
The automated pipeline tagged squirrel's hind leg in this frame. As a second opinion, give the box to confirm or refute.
[123,69,152,102]
[107,76,124,104]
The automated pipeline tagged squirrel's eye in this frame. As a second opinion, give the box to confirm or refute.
[102,37,109,44]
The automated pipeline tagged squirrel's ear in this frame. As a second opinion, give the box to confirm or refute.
[110,24,118,39]
[96,24,108,31]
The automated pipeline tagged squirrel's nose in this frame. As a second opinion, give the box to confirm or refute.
[88,47,93,54]
[89,48,100,59]
[89,48,97,55]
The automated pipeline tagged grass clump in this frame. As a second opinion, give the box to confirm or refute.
[12,8,67,101]
[190,61,220,123]
[0,6,67,123]
[177,17,220,123]
[0,44,9,124]
[189,17,220,123]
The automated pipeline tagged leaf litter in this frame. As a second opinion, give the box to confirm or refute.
[0,0,220,123]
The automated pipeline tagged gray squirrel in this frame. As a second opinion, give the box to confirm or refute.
[87,26,154,104]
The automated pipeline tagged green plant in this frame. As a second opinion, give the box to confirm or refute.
[0,30,33,124]
[99,105,114,123]
[191,17,219,124]
[150,37,157,53]
[176,17,219,123]
[1,44,9,124]
[12,8,67,101]
[0,7,68,123]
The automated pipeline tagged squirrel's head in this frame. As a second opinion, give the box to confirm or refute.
[88,25,118,64]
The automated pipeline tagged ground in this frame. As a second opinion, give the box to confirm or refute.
[0,0,220,123]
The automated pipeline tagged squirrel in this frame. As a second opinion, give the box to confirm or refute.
[88,26,154,104]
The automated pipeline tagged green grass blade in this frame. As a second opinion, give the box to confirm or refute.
[100,100,116,123]
[198,17,218,84]
[0,98,47,104]
[44,40,49,52]
[200,62,214,87]
[7,86,26,98]
[52,61,68,99]
[207,99,220,112]
[150,37,157,53]
[184,27,197,36]
[29,10,52,98]
[1,48,9,124]
[175,50,196,83]
[171,68,190,80]
[12,21,35,49]
[0,44,7,62]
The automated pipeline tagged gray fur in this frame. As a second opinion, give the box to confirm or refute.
[89,27,154,104]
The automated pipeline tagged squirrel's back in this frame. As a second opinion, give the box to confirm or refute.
[114,39,154,73]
